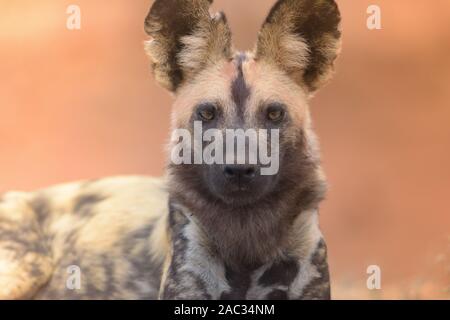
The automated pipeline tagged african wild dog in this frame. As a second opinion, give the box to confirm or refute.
[0,0,341,300]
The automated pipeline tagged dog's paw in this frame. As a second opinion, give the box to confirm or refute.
[0,250,53,300]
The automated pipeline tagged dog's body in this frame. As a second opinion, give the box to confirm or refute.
[0,0,341,300]
[0,176,328,300]
[0,177,167,299]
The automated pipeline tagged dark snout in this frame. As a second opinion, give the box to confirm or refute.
[223,164,257,183]
[206,163,277,205]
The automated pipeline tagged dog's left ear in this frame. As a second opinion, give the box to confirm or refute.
[144,0,232,92]
[255,0,341,94]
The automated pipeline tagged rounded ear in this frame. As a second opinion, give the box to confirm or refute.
[144,0,232,92]
[255,0,341,93]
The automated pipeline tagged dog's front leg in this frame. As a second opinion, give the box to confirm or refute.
[288,239,331,300]
[158,203,228,300]
[0,192,53,299]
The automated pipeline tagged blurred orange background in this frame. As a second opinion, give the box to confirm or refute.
[0,0,449,299]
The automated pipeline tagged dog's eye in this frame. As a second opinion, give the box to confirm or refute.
[267,103,286,122]
[197,103,216,121]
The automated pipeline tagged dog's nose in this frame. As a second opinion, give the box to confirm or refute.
[223,165,257,180]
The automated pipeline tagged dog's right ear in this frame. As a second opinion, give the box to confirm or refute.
[144,0,232,92]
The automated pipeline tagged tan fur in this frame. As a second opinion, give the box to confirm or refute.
[178,13,232,77]
[0,177,170,299]
[243,60,309,131]
[170,60,235,129]
[0,192,54,299]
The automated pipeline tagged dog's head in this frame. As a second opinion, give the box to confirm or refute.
[145,0,341,208]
